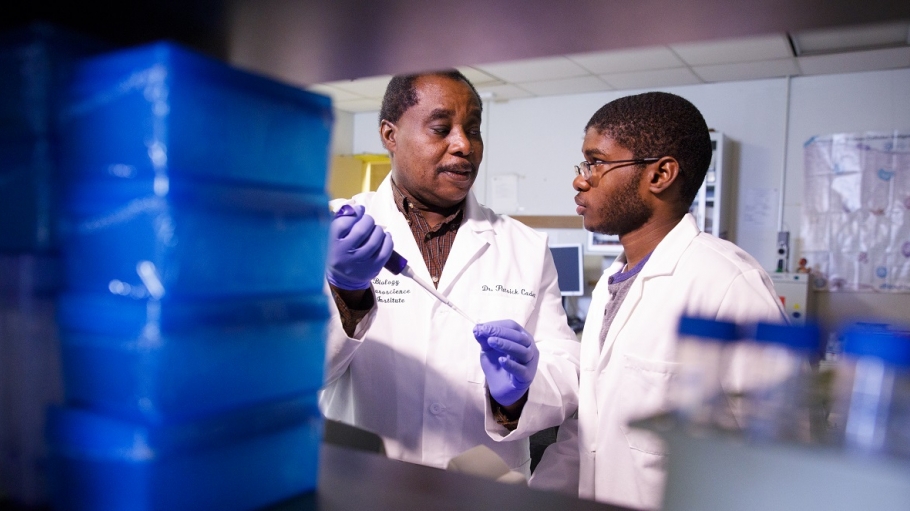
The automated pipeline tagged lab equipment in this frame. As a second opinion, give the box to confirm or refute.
[668,316,740,432]
[47,39,335,510]
[62,182,332,298]
[45,395,323,511]
[769,272,813,325]
[56,292,329,423]
[333,204,476,324]
[548,244,584,297]
[739,321,823,443]
[832,326,910,458]
[59,42,333,191]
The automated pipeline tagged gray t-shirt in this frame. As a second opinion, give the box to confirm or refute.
[598,252,652,349]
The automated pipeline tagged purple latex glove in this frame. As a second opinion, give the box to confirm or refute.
[326,204,394,290]
[473,320,540,406]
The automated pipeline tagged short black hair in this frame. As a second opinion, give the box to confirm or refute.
[585,92,712,206]
[379,70,482,125]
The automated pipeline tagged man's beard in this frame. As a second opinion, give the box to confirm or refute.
[595,170,652,236]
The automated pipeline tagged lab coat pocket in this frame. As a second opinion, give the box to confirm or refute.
[617,353,677,456]
[467,359,486,385]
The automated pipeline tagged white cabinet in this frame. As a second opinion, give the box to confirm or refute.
[689,131,732,240]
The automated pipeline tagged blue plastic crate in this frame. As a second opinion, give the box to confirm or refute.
[0,138,57,252]
[58,41,333,192]
[59,179,331,298]
[46,395,323,511]
[56,291,330,335]
[56,292,329,422]
[0,22,109,138]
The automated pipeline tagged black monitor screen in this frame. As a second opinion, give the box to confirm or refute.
[548,244,584,296]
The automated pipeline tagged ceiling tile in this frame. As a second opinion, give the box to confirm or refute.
[692,58,800,82]
[474,83,535,101]
[567,46,685,74]
[519,76,611,96]
[797,46,910,75]
[671,34,793,66]
[333,98,384,113]
[792,21,910,55]
[475,56,591,83]
[600,67,702,90]
[306,83,364,102]
[322,75,392,98]
[457,66,504,86]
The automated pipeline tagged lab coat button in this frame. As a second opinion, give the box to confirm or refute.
[429,403,445,415]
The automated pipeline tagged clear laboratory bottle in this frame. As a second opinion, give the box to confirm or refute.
[669,315,740,432]
[739,321,823,444]
[831,327,910,459]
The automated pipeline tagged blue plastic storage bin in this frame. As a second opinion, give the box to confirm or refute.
[58,41,333,192]
[0,138,57,252]
[59,179,331,298]
[0,22,109,138]
[56,292,329,422]
[0,23,108,252]
[46,395,323,511]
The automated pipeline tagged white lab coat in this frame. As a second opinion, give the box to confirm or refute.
[319,176,580,477]
[530,214,787,509]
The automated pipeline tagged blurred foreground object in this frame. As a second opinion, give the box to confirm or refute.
[0,22,109,508]
[43,39,333,511]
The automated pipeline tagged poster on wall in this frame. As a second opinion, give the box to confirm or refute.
[802,131,910,292]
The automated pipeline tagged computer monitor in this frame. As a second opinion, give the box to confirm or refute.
[548,244,584,297]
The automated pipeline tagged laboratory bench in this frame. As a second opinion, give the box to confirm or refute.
[267,443,631,511]
[0,443,632,511]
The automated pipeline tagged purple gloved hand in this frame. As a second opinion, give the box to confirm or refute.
[473,320,540,406]
[326,204,394,290]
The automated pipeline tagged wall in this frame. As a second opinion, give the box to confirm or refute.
[347,68,910,327]
[786,69,910,332]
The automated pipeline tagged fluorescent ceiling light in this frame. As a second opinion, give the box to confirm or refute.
[790,21,910,56]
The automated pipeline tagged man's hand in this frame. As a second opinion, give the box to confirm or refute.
[473,320,540,407]
[326,204,394,290]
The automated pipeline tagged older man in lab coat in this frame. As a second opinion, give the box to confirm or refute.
[319,70,580,477]
[529,92,787,509]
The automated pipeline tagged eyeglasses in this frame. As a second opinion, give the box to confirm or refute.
[574,158,660,181]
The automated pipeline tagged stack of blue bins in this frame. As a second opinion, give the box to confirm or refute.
[45,41,334,511]
[0,23,108,253]
[0,23,108,507]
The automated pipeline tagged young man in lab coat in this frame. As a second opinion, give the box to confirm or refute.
[529,92,787,509]
[320,71,580,477]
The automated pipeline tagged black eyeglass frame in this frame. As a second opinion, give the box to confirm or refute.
[574,157,660,181]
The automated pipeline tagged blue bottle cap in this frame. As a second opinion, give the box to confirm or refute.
[677,316,738,342]
[841,328,910,368]
[752,321,822,353]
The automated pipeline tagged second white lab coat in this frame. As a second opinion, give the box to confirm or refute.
[530,214,787,509]
[320,176,580,477]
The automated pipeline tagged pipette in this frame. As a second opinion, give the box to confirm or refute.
[334,205,477,325]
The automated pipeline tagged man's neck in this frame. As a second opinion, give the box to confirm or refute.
[619,214,683,269]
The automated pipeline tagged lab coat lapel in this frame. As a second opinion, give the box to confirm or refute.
[369,176,432,282]
[597,215,699,368]
[436,192,491,295]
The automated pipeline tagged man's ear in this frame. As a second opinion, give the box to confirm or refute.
[648,157,679,195]
[380,120,396,153]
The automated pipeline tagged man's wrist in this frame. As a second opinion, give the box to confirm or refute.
[490,392,528,431]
